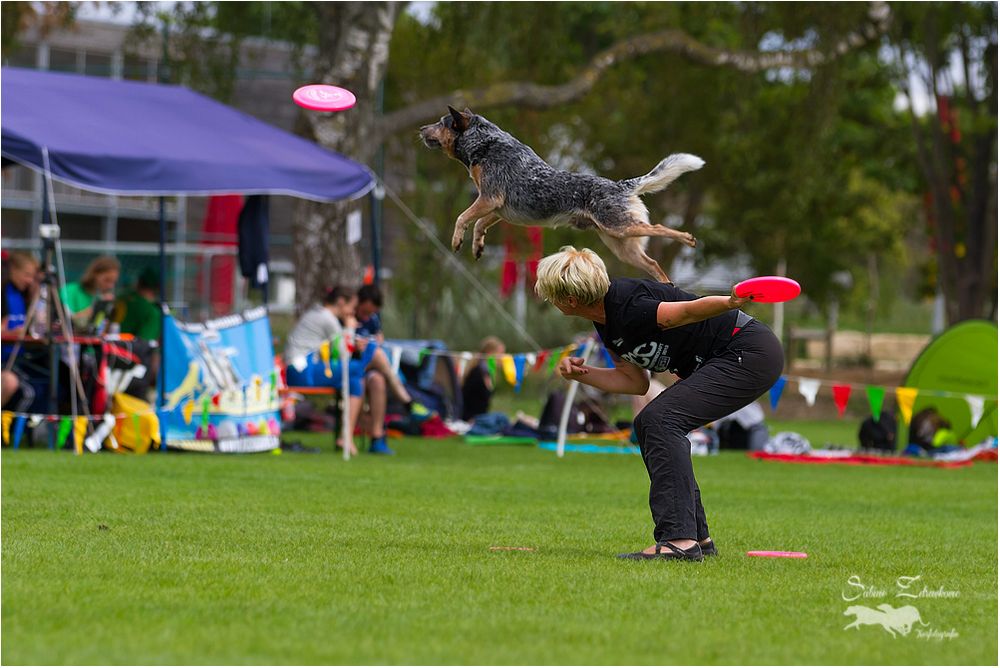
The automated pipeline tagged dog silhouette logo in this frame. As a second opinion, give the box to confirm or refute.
[843,604,930,638]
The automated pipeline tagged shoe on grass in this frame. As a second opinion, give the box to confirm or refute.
[700,539,718,557]
[617,541,704,562]
[369,437,395,455]
[409,401,432,419]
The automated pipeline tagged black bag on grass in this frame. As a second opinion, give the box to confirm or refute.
[858,411,896,452]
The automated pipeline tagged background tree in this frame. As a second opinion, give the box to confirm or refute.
[884,2,998,324]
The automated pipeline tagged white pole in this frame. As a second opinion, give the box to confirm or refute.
[773,257,786,343]
[339,336,351,461]
[556,339,596,458]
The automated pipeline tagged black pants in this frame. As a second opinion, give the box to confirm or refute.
[633,320,784,543]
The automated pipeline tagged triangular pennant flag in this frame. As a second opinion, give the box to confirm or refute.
[11,415,27,449]
[525,353,537,369]
[797,378,821,407]
[895,387,918,425]
[513,354,526,393]
[573,343,587,358]
[183,399,195,425]
[28,414,43,428]
[965,394,985,429]
[769,376,787,411]
[832,384,852,418]
[501,355,518,387]
[1,411,12,445]
[866,386,885,421]
[600,345,615,368]
[548,350,561,373]
[486,356,497,383]
[534,350,550,372]
[56,416,73,449]
[390,346,403,375]
[73,416,89,454]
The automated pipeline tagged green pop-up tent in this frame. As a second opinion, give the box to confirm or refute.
[901,319,998,445]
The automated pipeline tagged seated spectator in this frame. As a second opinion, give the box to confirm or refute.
[353,283,431,454]
[2,252,40,413]
[285,286,375,456]
[113,267,161,398]
[355,284,385,343]
[2,251,39,341]
[115,267,160,342]
[60,256,119,331]
[461,336,505,421]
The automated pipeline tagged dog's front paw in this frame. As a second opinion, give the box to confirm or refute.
[451,234,464,253]
[473,240,486,260]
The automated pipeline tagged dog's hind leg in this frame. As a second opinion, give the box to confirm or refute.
[604,222,697,248]
[452,196,501,253]
[596,231,671,283]
[472,213,502,260]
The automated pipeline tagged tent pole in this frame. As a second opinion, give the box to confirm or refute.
[41,172,58,450]
[158,197,167,451]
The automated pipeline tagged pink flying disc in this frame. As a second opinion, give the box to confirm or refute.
[292,84,356,112]
[734,276,801,303]
[746,550,808,559]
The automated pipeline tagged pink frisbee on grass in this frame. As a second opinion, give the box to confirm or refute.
[746,550,809,559]
[734,276,801,303]
[292,84,356,112]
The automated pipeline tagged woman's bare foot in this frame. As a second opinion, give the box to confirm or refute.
[336,440,358,456]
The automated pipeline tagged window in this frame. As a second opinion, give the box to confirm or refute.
[0,209,33,240]
[48,48,79,73]
[57,213,103,241]
[84,52,113,77]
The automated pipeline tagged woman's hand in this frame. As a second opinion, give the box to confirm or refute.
[558,356,590,380]
[728,287,753,309]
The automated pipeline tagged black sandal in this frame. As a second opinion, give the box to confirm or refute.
[700,539,718,557]
[617,541,704,561]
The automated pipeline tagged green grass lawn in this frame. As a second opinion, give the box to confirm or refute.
[2,430,997,665]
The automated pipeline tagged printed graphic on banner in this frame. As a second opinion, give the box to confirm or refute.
[161,307,280,453]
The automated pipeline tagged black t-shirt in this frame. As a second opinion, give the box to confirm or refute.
[594,278,739,379]
[461,363,493,421]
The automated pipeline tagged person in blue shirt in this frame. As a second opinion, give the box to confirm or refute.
[1,251,40,412]
[355,284,384,343]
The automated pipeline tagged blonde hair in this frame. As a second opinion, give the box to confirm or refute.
[80,256,120,292]
[479,336,505,355]
[534,246,610,306]
[6,251,39,272]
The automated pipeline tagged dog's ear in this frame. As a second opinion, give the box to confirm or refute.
[448,105,469,133]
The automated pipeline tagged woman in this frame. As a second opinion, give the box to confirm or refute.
[60,256,120,330]
[461,336,505,421]
[535,246,783,561]
[2,251,41,413]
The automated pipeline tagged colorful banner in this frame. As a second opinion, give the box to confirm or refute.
[161,307,280,453]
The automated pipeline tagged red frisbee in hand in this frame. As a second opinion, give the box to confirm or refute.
[734,276,801,303]
[747,550,808,559]
[292,84,356,112]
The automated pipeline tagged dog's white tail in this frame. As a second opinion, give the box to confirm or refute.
[628,153,705,196]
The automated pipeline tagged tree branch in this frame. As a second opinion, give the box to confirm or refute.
[377,2,890,140]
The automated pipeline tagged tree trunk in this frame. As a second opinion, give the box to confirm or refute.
[293,2,401,312]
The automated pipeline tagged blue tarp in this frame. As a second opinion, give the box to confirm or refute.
[0,67,374,202]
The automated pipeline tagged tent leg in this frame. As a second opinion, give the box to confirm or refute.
[158,197,167,452]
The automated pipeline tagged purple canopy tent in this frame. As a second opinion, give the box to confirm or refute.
[1,67,375,450]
